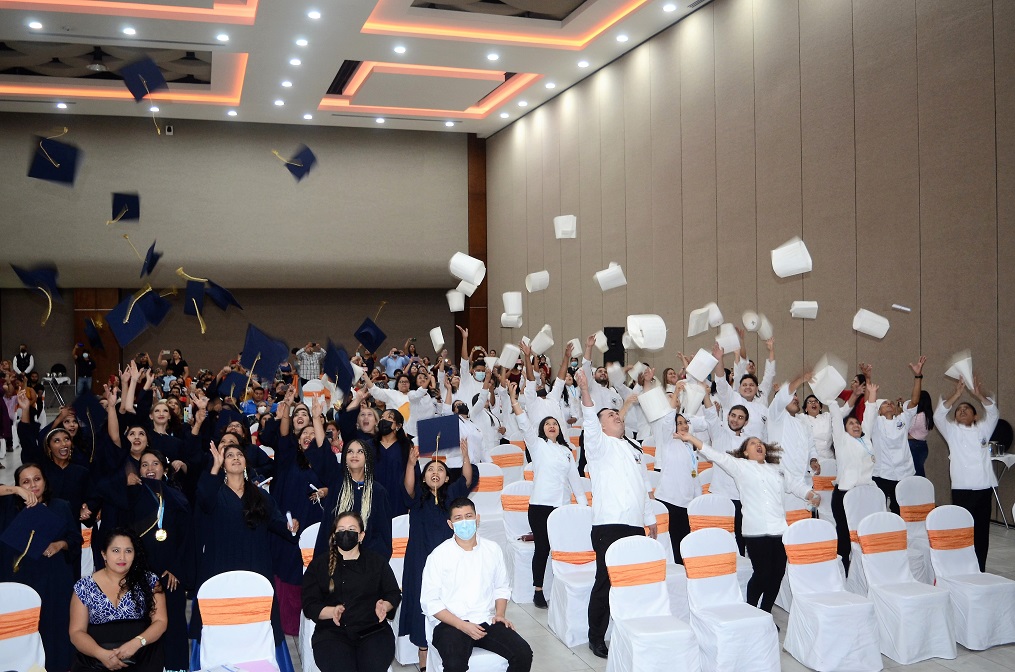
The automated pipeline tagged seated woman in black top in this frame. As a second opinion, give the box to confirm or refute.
[302,511,401,672]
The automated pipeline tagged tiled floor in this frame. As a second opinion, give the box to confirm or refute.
[6,444,1015,671]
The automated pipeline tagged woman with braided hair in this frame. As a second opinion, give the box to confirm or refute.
[314,439,392,559]
[301,511,401,672]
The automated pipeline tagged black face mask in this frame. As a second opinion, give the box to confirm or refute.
[377,419,395,436]
[334,530,359,552]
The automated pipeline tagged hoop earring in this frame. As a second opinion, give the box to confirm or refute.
[243,468,248,481]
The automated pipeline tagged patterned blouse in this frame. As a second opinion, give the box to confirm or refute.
[74,573,159,624]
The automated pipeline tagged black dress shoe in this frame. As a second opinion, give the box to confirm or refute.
[533,591,548,609]
[589,640,609,658]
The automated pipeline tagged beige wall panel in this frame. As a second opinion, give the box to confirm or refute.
[492,120,532,346]
[994,0,1015,513]
[597,67,630,333]
[622,47,654,327]
[917,0,998,499]
[648,29,684,363]
[577,75,606,340]
[852,0,920,395]
[0,290,76,377]
[524,109,546,331]
[713,0,759,357]
[486,132,512,346]
[753,0,804,364]
[557,91,585,347]
[678,6,720,356]
[539,106,564,357]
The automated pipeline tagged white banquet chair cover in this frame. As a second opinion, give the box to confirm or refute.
[857,512,956,664]
[813,459,837,524]
[546,504,596,646]
[895,475,935,584]
[500,480,552,604]
[680,528,778,672]
[489,443,526,484]
[926,505,1015,650]
[782,519,882,671]
[389,515,417,665]
[843,484,887,595]
[687,494,752,599]
[297,523,321,672]
[605,537,700,672]
[198,570,279,670]
[0,582,45,672]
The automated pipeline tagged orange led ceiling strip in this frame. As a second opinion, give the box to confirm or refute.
[0,53,248,105]
[318,61,541,120]
[362,0,651,50]
[0,0,258,24]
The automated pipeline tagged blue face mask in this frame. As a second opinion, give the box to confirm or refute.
[474,371,486,382]
[452,518,477,541]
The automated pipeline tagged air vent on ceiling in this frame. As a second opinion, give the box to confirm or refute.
[687,0,710,8]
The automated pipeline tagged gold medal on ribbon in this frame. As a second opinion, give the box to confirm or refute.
[691,470,697,479]
[155,529,168,542]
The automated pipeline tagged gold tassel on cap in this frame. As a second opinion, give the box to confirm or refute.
[107,205,129,226]
[140,77,161,136]
[37,287,53,327]
[13,530,35,573]
[123,284,152,324]
[272,150,303,167]
[192,298,207,334]
[38,127,68,168]
[176,267,208,283]
[123,234,143,262]
[374,300,388,322]
[159,286,178,298]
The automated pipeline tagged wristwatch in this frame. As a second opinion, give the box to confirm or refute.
[135,636,147,647]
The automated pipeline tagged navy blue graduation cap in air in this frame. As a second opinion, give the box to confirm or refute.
[0,503,63,571]
[120,57,168,102]
[71,390,107,434]
[12,264,63,325]
[85,318,105,351]
[28,134,81,185]
[354,318,386,354]
[105,291,152,347]
[111,193,140,223]
[183,280,204,316]
[206,280,242,311]
[285,144,317,181]
[240,324,290,380]
[415,415,459,457]
[138,291,172,327]
[324,340,354,394]
[140,241,162,278]
[217,372,249,400]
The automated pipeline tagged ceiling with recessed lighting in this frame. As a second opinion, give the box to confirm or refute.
[0,0,709,136]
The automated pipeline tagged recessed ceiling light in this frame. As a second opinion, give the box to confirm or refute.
[499,112,509,119]
[663,3,677,11]
[307,10,321,19]
[56,102,67,109]
[303,113,313,120]
[149,106,159,112]
[227,110,238,116]
[274,99,285,106]
[394,45,406,54]
[445,121,455,127]
[487,53,499,61]
[375,117,385,124]
[282,80,293,88]
[578,60,590,68]
[216,33,229,42]
[545,82,556,89]
[289,58,302,66]
[296,38,308,47]
[28,21,42,30]
[616,34,629,42]
[123,27,136,36]
[517,100,528,107]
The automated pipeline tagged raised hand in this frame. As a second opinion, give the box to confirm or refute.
[408,445,420,466]
[908,355,926,377]
[575,368,589,391]
[210,440,225,472]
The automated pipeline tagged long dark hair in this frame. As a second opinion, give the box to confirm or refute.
[733,438,783,464]
[916,390,935,431]
[378,409,413,466]
[13,463,50,509]
[538,416,570,447]
[335,440,376,525]
[295,426,315,471]
[418,459,453,510]
[139,449,182,490]
[104,527,157,617]
[221,443,269,528]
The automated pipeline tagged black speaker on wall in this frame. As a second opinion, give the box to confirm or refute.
[602,326,626,367]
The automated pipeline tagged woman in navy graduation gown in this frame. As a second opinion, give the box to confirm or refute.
[0,463,82,672]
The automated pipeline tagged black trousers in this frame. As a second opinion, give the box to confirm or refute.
[588,523,645,643]
[432,621,532,672]
[832,486,851,575]
[743,535,787,613]
[658,499,691,564]
[909,439,929,477]
[952,487,992,572]
[527,504,555,588]
[873,476,901,515]
[732,499,746,556]
[313,625,394,672]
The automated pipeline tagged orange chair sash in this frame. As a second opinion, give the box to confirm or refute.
[645,513,669,535]
[568,492,593,505]
[509,440,526,450]
[492,452,525,468]
[785,540,838,565]
[811,475,835,491]
[858,530,908,554]
[569,436,581,447]
[697,461,713,472]
[928,526,974,550]
[785,509,812,525]
[81,527,92,549]
[475,476,504,492]
[645,461,655,471]
[199,596,273,625]
[701,484,711,494]
[392,537,408,559]
[501,495,530,512]
[900,503,935,523]
[301,548,314,568]
[684,552,737,579]
[523,471,534,481]
[608,559,666,587]
[643,446,657,457]
[0,607,40,640]
[688,515,734,532]
[551,550,596,565]
[849,530,859,544]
